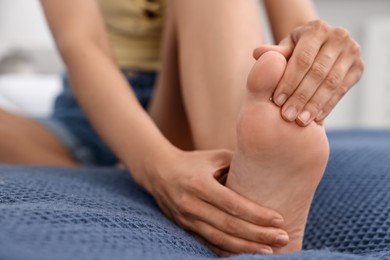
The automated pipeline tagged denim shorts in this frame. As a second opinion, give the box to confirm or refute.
[37,70,156,166]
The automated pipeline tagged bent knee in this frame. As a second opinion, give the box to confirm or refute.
[0,123,23,149]
[0,110,36,150]
[0,107,13,120]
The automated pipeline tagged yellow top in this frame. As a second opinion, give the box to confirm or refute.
[98,0,167,71]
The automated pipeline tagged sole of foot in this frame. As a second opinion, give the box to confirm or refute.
[226,51,329,254]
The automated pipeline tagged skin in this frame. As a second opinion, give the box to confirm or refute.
[0,108,77,166]
[23,0,288,255]
[254,20,364,126]
[226,51,329,254]
[0,0,364,255]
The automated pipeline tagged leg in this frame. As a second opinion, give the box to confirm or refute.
[149,0,264,151]
[0,108,78,166]
[148,4,194,151]
[226,51,330,253]
[150,2,329,255]
[174,0,264,150]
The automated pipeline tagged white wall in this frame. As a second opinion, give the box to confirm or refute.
[0,0,54,49]
[260,0,390,128]
[0,0,389,128]
[0,0,63,72]
[314,0,390,128]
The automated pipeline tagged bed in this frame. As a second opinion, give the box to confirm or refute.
[1,130,390,259]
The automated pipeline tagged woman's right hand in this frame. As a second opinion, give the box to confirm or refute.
[141,148,289,256]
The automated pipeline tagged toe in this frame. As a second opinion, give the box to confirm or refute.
[247,51,287,99]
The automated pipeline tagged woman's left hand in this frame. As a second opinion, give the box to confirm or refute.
[253,20,364,126]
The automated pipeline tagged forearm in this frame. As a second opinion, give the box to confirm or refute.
[41,0,176,191]
[263,0,318,43]
[59,41,175,191]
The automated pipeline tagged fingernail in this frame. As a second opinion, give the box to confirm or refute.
[271,218,284,227]
[298,110,311,125]
[284,106,297,121]
[275,94,287,106]
[258,247,273,255]
[276,234,289,245]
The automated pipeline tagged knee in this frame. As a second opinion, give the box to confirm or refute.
[0,107,14,121]
[0,124,16,147]
[0,111,21,149]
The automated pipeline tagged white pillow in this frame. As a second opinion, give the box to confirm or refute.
[0,74,61,117]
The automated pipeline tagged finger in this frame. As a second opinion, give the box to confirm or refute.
[315,58,364,122]
[284,35,347,125]
[189,219,274,255]
[273,20,330,119]
[154,196,173,219]
[253,37,294,60]
[206,243,237,257]
[289,29,352,126]
[195,174,285,227]
[192,234,236,257]
[297,55,352,126]
[177,195,289,246]
[171,182,288,246]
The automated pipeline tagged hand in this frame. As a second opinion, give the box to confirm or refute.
[253,20,364,126]
[143,148,289,256]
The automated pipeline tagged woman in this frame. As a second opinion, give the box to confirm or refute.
[0,0,363,255]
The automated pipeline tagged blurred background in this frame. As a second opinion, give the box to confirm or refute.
[0,0,389,128]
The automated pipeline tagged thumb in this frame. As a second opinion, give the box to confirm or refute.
[253,36,295,60]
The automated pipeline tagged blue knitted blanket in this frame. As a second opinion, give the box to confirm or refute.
[1,130,390,260]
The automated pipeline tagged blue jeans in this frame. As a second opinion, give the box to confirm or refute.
[38,70,156,166]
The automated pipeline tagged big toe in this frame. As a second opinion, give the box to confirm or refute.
[247,51,286,100]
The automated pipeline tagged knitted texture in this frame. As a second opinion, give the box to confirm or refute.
[0,130,389,260]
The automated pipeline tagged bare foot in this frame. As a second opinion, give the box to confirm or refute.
[226,51,329,254]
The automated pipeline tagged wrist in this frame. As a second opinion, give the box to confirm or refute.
[128,141,181,194]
